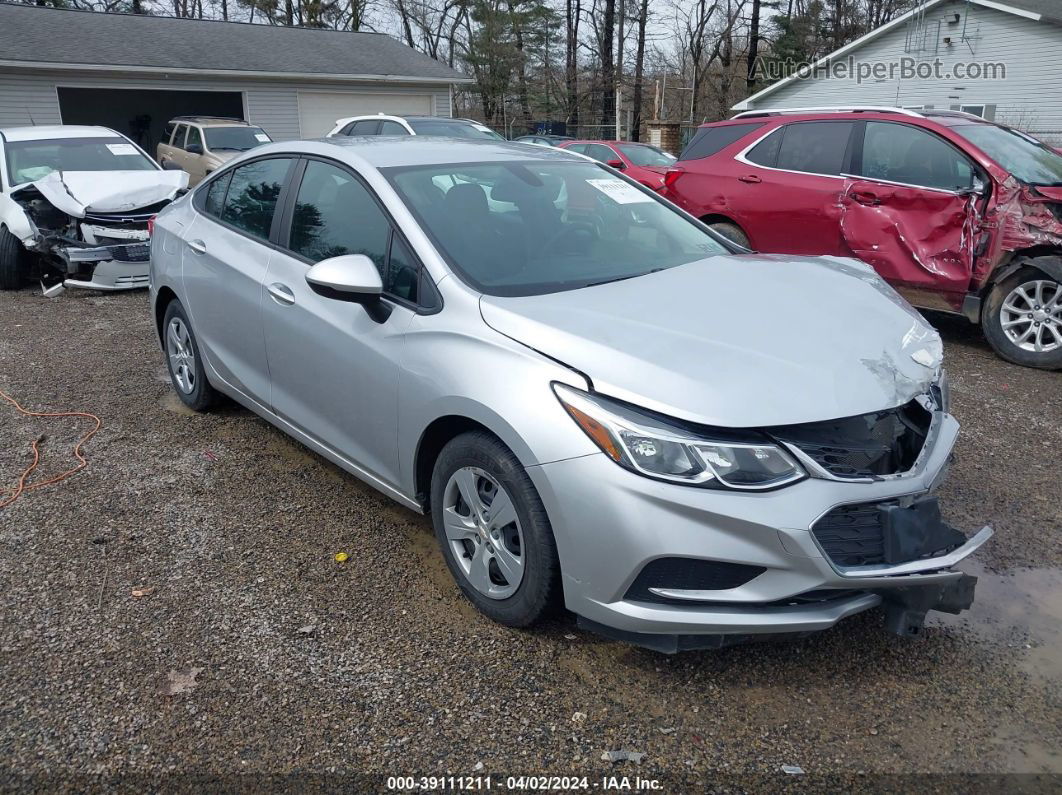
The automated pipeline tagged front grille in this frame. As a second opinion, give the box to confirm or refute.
[106,243,150,262]
[771,398,933,478]
[625,557,766,604]
[811,502,887,566]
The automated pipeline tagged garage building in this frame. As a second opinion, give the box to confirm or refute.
[0,4,472,152]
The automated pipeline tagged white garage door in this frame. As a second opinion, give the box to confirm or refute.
[297,91,433,137]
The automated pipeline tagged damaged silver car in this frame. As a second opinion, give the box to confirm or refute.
[0,125,188,293]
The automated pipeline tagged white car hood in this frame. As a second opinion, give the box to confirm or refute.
[480,254,944,428]
[26,170,189,218]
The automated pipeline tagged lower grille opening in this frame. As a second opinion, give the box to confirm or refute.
[624,557,766,604]
[771,398,933,478]
[812,502,887,566]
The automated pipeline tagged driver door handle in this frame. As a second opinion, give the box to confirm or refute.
[851,190,882,206]
[187,239,207,255]
[738,174,762,184]
[267,282,296,306]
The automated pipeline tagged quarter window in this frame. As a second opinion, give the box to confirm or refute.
[680,122,765,161]
[775,121,854,175]
[163,121,177,145]
[173,124,188,149]
[220,158,292,240]
[859,122,975,191]
[185,125,203,150]
[203,171,232,218]
[745,128,782,167]
[585,144,619,164]
[379,120,409,135]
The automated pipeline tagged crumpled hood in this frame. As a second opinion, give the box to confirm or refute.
[24,170,189,218]
[480,254,943,428]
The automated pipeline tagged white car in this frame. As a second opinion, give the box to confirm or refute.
[325,114,503,140]
[0,125,188,293]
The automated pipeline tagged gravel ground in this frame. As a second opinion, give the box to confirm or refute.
[0,289,1060,791]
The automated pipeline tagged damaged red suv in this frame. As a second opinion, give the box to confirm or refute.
[661,108,1062,369]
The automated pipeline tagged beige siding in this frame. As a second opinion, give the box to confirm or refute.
[744,0,1062,143]
[0,67,454,140]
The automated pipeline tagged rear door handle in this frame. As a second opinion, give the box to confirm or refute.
[738,174,762,184]
[187,239,207,254]
[267,282,296,306]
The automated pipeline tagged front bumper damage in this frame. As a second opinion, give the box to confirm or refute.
[531,404,993,653]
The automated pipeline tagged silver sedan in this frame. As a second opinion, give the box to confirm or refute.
[149,137,991,651]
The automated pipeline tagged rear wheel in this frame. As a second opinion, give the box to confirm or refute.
[163,299,220,410]
[430,432,561,627]
[0,226,30,290]
[982,265,1062,369]
[707,220,751,249]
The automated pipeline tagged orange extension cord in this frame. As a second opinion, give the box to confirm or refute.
[0,388,101,509]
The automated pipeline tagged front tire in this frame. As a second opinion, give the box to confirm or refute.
[982,265,1062,370]
[163,299,220,410]
[0,226,30,290]
[430,432,561,627]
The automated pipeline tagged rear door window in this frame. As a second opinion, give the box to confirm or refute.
[173,124,188,150]
[348,120,380,136]
[219,158,293,240]
[162,122,177,145]
[185,125,203,151]
[585,144,618,164]
[680,122,764,160]
[378,120,409,135]
[775,121,854,175]
[859,121,976,191]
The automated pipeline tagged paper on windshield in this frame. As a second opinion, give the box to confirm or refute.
[106,143,141,156]
[254,133,270,142]
[587,178,653,204]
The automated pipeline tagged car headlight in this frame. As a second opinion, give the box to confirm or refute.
[552,383,806,490]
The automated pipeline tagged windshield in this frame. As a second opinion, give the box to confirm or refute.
[386,160,730,297]
[204,126,271,152]
[618,144,677,167]
[408,120,503,140]
[952,123,1062,185]
[4,137,157,186]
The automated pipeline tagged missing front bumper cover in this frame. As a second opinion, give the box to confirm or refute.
[881,573,978,637]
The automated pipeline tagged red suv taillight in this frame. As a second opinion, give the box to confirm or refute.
[663,167,684,190]
[147,215,156,237]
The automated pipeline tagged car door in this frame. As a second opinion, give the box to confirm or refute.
[181,157,297,405]
[165,123,189,172]
[261,157,424,487]
[727,120,856,255]
[183,125,209,186]
[840,120,981,302]
[157,121,178,166]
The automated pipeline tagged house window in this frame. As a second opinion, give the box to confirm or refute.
[960,105,986,118]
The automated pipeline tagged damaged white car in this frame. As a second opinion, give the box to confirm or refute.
[0,125,188,293]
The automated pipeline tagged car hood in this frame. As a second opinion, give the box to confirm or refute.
[17,170,189,218]
[479,254,943,428]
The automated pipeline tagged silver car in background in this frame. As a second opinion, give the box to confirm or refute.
[149,137,991,651]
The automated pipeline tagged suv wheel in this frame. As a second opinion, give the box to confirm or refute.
[430,432,561,627]
[707,221,751,249]
[163,300,220,410]
[0,226,30,290]
[983,265,1062,369]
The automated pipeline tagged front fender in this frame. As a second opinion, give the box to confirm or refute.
[0,192,37,244]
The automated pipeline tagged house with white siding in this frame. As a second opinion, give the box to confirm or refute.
[0,3,471,151]
[735,0,1062,143]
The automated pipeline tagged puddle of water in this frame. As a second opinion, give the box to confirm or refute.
[928,561,1062,686]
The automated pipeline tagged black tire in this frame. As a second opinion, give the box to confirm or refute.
[982,265,1062,370]
[708,221,751,249]
[0,226,30,291]
[430,431,561,627]
[162,299,220,411]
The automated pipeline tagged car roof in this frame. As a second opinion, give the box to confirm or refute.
[254,136,586,169]
[0,125,122,142]
[171,116,253,127]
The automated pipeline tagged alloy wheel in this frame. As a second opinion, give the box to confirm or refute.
[1000,279,1062,353]
[442,467,525,600]
[166,317,197,394]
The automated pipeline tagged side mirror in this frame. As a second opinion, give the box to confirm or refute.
[161,159,184,171]
[306,253,383,300]
[186,143,204,156]
[607,158,626,170]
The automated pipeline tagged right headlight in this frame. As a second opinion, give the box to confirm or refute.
[552,383,806,490]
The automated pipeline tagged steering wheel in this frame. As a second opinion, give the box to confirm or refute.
[539,222,599,256]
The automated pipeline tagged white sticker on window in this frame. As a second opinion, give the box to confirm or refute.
[586,178,653,204]
[254,133,270,142]
[106,143,141,156]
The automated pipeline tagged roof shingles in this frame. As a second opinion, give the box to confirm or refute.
[0,3,468,82]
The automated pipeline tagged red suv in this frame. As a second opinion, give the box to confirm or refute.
[661,108,1062,369]
[557,140,676,190]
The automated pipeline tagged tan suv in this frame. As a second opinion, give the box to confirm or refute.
[156,117,271,187]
